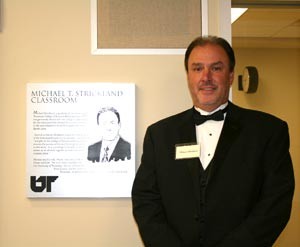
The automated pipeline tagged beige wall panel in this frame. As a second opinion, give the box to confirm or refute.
[233,47,300,247]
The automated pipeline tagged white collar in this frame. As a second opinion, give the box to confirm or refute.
[194,102,228,116]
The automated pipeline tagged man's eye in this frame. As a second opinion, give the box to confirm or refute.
[193,67,203,72]
[212,66,222,71]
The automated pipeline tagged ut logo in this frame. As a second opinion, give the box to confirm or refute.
[30,176,58,192]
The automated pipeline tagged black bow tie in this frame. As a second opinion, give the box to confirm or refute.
[193,106,228,125]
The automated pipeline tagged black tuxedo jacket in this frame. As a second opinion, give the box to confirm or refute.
[87,137,131,162]
[132,102,294,247]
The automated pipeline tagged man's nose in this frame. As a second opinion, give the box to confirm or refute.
[201,67,212,80]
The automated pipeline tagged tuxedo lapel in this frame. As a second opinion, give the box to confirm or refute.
[177,116,197,144]
[176,108,201,210]
[207,102,242,183]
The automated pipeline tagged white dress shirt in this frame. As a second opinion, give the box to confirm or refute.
[195,102,228,170]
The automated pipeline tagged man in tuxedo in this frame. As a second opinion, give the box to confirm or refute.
[87,107,131,162]
[131,36,294,247]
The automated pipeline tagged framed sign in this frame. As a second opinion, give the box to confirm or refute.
[26,83,135,198]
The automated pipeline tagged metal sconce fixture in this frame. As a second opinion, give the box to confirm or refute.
[238,66,259,93]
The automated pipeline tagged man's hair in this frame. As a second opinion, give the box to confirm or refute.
[184,35,235,72]
[97,107,120,124]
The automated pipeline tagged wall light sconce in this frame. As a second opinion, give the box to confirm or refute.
[238,66,259,93]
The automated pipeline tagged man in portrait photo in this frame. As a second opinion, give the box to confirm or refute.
[87,107,131,163]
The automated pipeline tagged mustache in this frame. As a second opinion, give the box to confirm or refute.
[199,81,217,87]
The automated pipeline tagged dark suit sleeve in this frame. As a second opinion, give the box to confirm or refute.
[217,121,294,247]
[132,127,182,247]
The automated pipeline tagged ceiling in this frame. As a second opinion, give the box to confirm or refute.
[231,1,300,48]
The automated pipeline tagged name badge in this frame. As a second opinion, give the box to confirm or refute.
[175,143,200,160]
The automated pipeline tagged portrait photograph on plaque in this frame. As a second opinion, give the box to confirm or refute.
[26,82,135,198]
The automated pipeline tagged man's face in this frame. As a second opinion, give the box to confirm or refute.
[98,111,120,141]
[187,44,234,112]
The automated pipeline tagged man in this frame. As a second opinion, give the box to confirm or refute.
[87,107,131,162]
[131,36,294,247]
